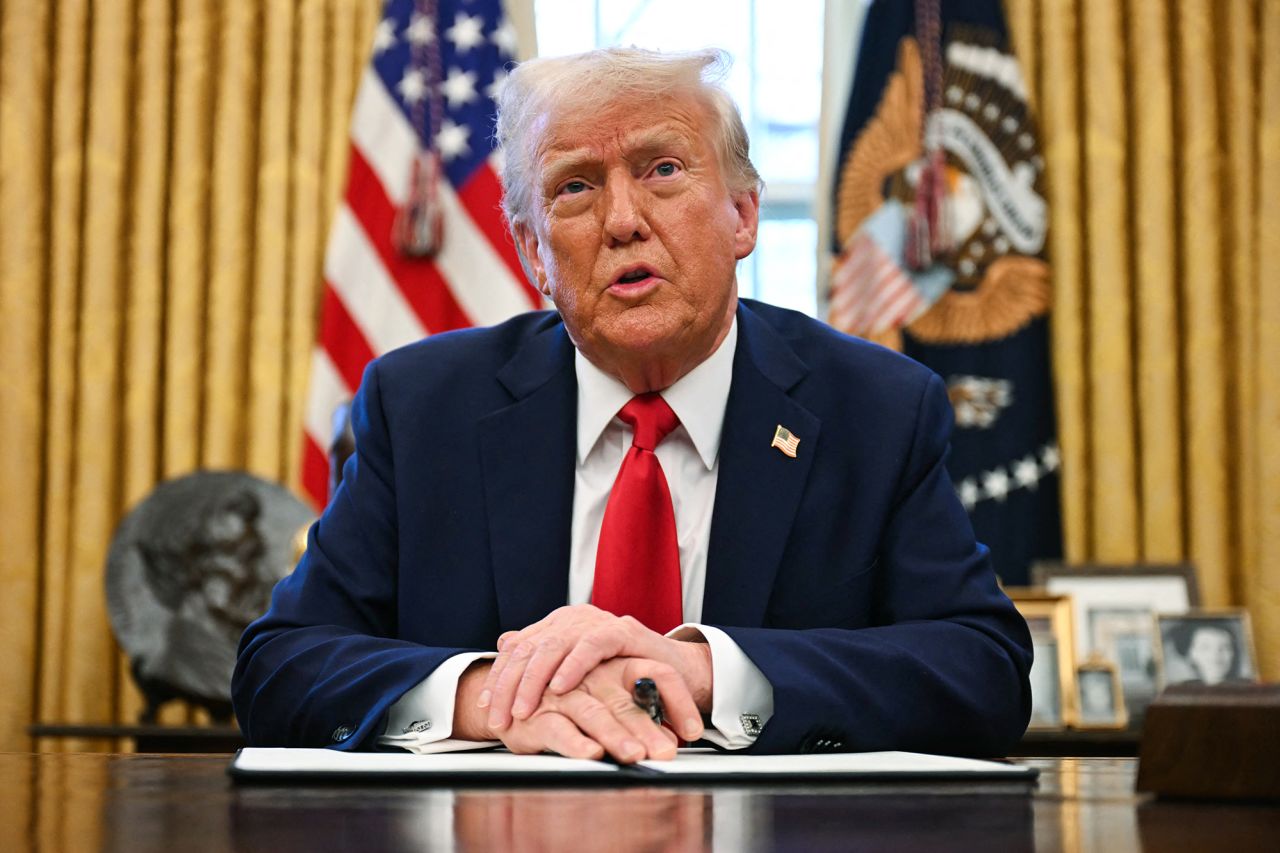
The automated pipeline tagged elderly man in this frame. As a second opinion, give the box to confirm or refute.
[233,48,1032,762]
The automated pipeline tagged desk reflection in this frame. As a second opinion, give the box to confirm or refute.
[448,789,715,853]
[0,753,1067,853]
[381,785,1032,853]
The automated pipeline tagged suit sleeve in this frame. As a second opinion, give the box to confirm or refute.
[232,361,481,750]
[717,373,1033,757]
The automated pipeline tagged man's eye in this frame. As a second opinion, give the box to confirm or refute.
[654,162,678,177]
[559,180,588,195]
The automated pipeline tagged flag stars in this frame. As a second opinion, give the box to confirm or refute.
[441,67,478,108]
[407,13,435,46]
[373,18,398,54]
[446,12,486,52]
[486,69,508,100]
[1013,456,1040,489]
[982,468,1011,502]
[955,442,1060,512]
[492,18,518,56]
[436,119,471,161]
[398,69,428,104]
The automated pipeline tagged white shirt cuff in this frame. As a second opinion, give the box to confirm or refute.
[376,652,501,754]
[668,623,773,749]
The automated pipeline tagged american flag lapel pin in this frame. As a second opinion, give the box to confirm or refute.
[770,425,800,458]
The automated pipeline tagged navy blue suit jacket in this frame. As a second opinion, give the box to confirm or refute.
[233,299,1032,755]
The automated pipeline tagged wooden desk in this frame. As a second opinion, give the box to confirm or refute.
[1,753,1276,852]
[28,724,1145,757]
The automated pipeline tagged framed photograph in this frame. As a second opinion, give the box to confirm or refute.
[1154,610,1259,689]
[1005,590,1076,730]
[1031,562,1198,720]
[1074,658,1128,729]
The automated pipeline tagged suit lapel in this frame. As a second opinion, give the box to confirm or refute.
[478,319,578,632]
[702,304,820,627]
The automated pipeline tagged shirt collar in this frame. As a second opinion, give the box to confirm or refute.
[575,317,738,470]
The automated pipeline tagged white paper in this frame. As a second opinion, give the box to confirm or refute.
[638,750,1031,776]
[233,748,618,775]
[233,748,1032,779]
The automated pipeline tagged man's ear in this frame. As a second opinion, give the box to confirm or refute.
[512,220,550,295]
[731,188,760,261]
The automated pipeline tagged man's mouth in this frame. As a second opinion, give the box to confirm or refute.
[612,265,657,286]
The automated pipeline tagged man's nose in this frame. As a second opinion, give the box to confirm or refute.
[601,176,651,245]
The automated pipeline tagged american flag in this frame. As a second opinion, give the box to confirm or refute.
[770,425,800,459]
[828,225,927,337]
[301,0,541,507]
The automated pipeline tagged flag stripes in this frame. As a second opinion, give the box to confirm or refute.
[829,231,925,335]
[300,0,537,508]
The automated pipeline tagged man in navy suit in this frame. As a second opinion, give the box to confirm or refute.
[233,47,1032,762]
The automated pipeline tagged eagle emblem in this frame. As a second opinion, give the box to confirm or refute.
[831,31,1052,350]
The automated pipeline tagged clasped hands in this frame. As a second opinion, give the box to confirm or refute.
[453,605,712,763]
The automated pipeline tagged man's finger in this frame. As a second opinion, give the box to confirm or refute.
[598,683,679,761]
[546,627,625,695]
[504,711,603,761]
[510,636,570,720]
[486,640,537,729]
[548,617,672,694]
[624,660,704,743]
[557,691,649,764]
[477,642,521,710]
[483,606,608,709]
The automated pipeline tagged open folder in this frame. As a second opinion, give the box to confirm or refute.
[229,748,1038,784]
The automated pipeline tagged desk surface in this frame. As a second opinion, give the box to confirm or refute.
[1,752,1277,852]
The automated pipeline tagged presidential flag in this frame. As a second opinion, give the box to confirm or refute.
[301,0,541,507]
[828,0,1061,584]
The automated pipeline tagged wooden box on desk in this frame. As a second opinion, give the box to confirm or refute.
[1135,683,1280,801]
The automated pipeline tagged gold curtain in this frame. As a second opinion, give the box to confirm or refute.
[1005,0,1280,678]
[0,0,382,751]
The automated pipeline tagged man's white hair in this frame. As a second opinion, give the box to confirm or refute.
[493,47,762,229]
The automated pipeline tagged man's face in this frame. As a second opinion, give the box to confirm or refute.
[513,90,759,390]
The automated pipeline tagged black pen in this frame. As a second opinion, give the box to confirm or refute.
[632,677,664,725]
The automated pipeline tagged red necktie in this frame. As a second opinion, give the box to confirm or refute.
[592,393,683,633]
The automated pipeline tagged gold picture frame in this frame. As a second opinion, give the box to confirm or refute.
[1005,588,1077,730]
[1074,656,1128,730]
[1029,562,1199,723]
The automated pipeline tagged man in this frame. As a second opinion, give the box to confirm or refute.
[233,48,1032,762]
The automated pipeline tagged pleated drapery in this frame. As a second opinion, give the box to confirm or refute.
[1005,0,1280,677]
[0,0,383,751]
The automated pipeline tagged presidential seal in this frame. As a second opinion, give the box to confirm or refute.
[831,29,1052,350]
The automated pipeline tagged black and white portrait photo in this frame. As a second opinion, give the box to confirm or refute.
[1076,664,1126,728]
[1086,607,1156,715]
[1156,612,1258,688]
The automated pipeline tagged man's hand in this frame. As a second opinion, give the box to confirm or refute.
[476,605,712,738]
[453,788,707,853]
[454,656,703,763]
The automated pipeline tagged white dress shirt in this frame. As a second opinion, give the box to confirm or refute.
[380,317,773,753]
